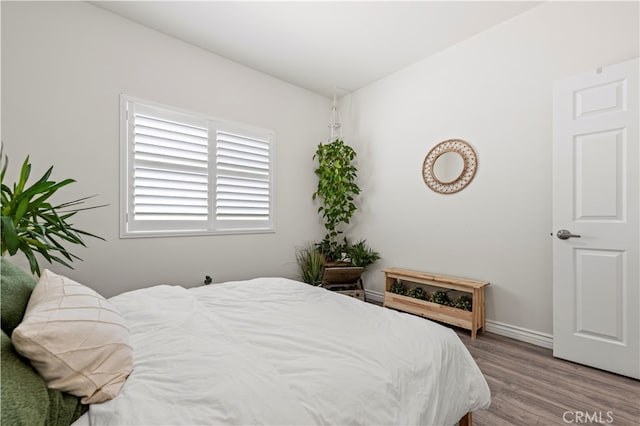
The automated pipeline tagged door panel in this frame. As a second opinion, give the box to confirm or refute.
[575,129,623,220]
[574,79,626,119]
[575,249,624,342]
[553,58,639,379]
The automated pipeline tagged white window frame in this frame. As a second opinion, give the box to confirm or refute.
[120,95,275,238]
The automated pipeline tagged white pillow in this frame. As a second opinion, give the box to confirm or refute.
[11,269,133,404]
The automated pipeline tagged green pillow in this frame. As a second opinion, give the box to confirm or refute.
[1,330,88,426]
[1,257,37,335]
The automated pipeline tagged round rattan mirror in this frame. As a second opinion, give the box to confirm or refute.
[422,139,478,194]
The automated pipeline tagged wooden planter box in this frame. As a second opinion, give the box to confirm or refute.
[383,268,489,339]
[322,266,364,285]
[384,292,473,329]
[322,266,365,301]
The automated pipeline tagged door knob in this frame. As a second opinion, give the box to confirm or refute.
[557,229,581,240]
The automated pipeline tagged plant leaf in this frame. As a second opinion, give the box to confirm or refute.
[0,154,105,274]
[0,151,7,185]
[1,216,20,254]
[14,156,31,195]
[13,197,30,226]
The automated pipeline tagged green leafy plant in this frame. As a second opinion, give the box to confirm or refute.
[312,139,360,262]
[399,285,472,311]
[295,243,326,286]
[1,152,105,275]
[305,138,380,282]
[430,290,451,306]
[406,286,427,300]
[390,280,407,295]
[314,236,344,264]
[344,239,380,269]
[451,295,473,311]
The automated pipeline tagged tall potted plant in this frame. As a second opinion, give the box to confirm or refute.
[297,139,379,288]
[1,151,105,275]
[312,139,360,262]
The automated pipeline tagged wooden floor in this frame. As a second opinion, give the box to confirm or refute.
[456,331,640,426]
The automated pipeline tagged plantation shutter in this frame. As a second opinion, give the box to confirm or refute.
[121,95,274,237]
[128,102,210,232]
[215,127,273,229]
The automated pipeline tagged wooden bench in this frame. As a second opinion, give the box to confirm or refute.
[383,268,489,339]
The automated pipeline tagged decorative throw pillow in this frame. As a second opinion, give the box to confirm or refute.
[1,257,37,335]
[11,270,133,404]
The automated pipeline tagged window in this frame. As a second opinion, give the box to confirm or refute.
[120,95,274,237]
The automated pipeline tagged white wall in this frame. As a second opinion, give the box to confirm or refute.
[3,1,638,338]
[344,1,639,335]
[1,1,327,297]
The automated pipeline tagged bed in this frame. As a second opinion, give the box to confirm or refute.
[1,259,490,426]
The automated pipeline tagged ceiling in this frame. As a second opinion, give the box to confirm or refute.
[92,1,542,98]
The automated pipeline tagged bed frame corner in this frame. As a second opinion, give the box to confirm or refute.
[459,412,472,426]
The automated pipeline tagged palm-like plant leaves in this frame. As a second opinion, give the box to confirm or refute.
[0,152,105,275]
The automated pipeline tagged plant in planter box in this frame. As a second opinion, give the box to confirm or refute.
[406,286,427,300]
[390,280,407,295]
[430,290,451,306]
[0,151,105,275]
[344,238,380,269]
[451,295,473,311]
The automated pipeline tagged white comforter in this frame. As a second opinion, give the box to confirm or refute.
[87,278,490,425]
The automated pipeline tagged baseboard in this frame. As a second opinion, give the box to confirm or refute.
[485,320,553,349]
[364,289,385,304]
[367,289,553,349]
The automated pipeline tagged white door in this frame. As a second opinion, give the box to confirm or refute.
[553,58,639,379]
